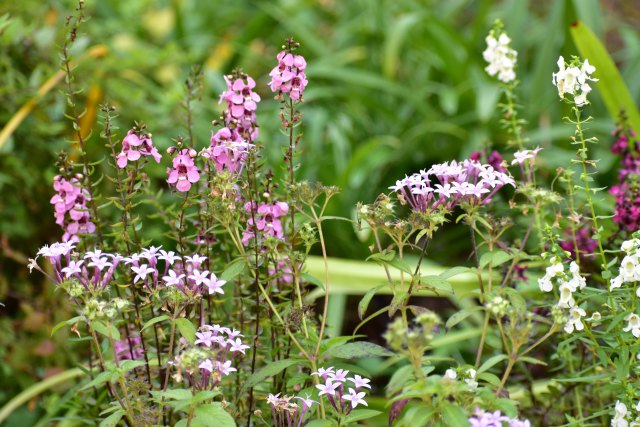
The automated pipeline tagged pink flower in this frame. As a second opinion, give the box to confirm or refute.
[167,149,200,192]
[242,201,289,245]
[269,50,308,101]
[115,130,162,169]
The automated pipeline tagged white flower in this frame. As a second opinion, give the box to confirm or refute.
[621,239,636,253]
[341,388,368,408]
[538,276,553,292]
[557,282,575,309]
[610,275,624,291]
[483,32,517,83]
[444,368,457,381]
[612,400,629,427]
[623,313,640,338]
[464,368,478,389]
[564,306,586,334]
[552,56,597,106]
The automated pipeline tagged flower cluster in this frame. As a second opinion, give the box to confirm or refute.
[482,30,517,83]
[114,335,144,361]
[443,366,478,389]
[242,201,289,245]
[538,256,587,333]
[167,148,200,192]
[312,367,371,414]
[202,127,253,175]
[219,74,261,141]
[610,127,640,233]
[468,407,530,427]
[552,55,597,106]
[611,400,640,427]
[266,393,316,427]
[115,130,162,169]
[389,159,515,213]
[609,237,640,296]
[269,49,308,101]
[50,175,95,242]
[172,324,248,390]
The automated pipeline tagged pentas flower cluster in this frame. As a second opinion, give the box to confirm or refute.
[468,407,530,427]
[552,55,597,106]
[50,175,95,242]
[242,201,289,245]
[389,159,515,213]
[269,49,308,101]
[115,130,162,169]
[482,30,517,83]
[266,393,316,427]
[166,148,200,192]
[312,367,371,414]
[219,74,261,141]
[202,127,254,176]
[538,256,587,333]
[611,400,640,427]
[172,324,248,391]
[609,237,640,297]
[610,127,640,233]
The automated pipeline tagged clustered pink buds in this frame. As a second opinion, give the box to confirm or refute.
[242,201,289,246]
[390,159,515,213]
[115,130,162,169]
[269,50,308,101]
[312,367,371,415]
[50,175,95,243]
[167,148,200,192]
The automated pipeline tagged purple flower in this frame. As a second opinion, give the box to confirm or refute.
[167,149,200,192]
[342,388,368,408]
[242,201,289,245]
[50,175,95,242]
[219,74,261,141]
[163,270,185,287]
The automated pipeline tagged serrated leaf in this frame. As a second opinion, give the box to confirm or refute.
[243,359,300,391]
[175,318,196,344]
[420,275,453,294]
[358,284,385,320]
[441,402,470,426]
[324,341,393,359]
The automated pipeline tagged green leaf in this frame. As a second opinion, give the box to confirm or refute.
[92,321,120,341]
[441,402,470,426]
[477,354,508,374]
[439,266,471,280]
[220,258,246,282]
[358,284,386,320]
[344,409,382,424]
[51,316,83,336]
[193,403,236,427]
[301,273,324,290]
[324,341,393,359]
[420,275,453,294]
[80,371,115,391]
[141,314,171,332]
[571,21,640,140]
[479,250,512,270]
[99,410,124,427]
[119,360,147,372]
[175,318,196,344]
[305,420,338,427]
[243,359,300,390]
[518,356,547,366]
[445,306,483,331]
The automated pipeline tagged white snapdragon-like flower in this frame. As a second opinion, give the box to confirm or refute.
[464,368,478,389]
[483,32,517,83]
[443,368,457,381]
[610,238,640,296]
[612,400,629,427]
[552,56,597,106]
[564,306,586,334]
[624,313,640,338]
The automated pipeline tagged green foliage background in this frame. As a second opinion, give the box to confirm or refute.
[1,0,639,423]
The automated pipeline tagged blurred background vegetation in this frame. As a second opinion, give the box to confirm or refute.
[1,0,639,423]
